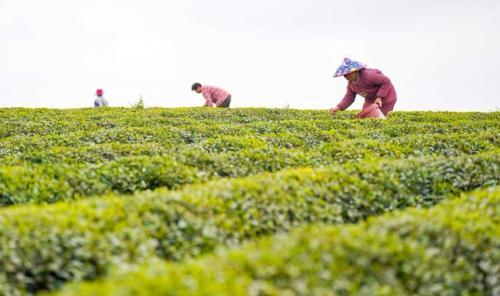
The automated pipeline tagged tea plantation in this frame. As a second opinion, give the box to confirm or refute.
[0,108,498,295]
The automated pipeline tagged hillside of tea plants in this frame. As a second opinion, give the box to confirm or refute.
[0,108,498,295]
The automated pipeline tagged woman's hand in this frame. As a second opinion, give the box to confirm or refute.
[329,106,341,114]
[375,98,383,107]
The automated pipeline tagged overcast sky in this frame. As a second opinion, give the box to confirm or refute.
[0,0,498,110]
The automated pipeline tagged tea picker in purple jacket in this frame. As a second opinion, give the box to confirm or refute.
[329,58,397,116]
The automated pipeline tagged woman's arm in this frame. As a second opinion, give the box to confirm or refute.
[337,87,357,110]
[202,90,214,107]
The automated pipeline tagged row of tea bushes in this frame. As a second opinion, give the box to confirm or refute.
[55,188,499,296]
[1,108,497,139]
[1,109,497,159]
[0,133,497,205]
[0,129,496,166]
[0,154,497,294]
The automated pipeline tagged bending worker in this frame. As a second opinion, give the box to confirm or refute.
[192,83,232,108]
[330,58,397,116]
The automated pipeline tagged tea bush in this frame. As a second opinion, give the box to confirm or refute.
[0,154,498,294]
[55,188,499,296]
[0,108,497,206]
[0,108,498,295]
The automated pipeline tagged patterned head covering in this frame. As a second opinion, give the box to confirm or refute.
[333,58,367,77]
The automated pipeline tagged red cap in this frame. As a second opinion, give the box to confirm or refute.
[96,89,103,96]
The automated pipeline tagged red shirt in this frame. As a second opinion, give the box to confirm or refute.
[337,69,397,110]
[201,85,231,107]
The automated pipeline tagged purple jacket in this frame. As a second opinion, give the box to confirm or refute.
[337,68,397,111]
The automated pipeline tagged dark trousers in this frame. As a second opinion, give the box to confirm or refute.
[217,96,231,108]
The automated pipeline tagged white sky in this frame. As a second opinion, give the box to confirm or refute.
[0,0,499,110]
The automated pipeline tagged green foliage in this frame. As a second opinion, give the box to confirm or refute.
[55,188,499,296]
[0,108,498,295]
[0,108,498,205]
[0,154,498,294]
[131,96,145,109]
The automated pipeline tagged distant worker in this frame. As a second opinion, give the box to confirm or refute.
[94,89,109,107]
[191,83,231,108]
[329,58,397,117]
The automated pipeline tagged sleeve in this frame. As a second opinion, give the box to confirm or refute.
[337,87,357,110]
[368,70,392,99]
[202,89,214,107]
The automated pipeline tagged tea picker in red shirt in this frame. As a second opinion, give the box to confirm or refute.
[192,83,232,108]
[329,58,397,117]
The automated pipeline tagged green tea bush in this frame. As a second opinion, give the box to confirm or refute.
[0,154,497,294]
[0,156,201,205]
[55,188,499,296]
[0,132,497,205]
[0,108,498,295]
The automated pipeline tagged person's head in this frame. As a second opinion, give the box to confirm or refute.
[96,89,104,97]
[344,71,358,82]
[191,83,202,93]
